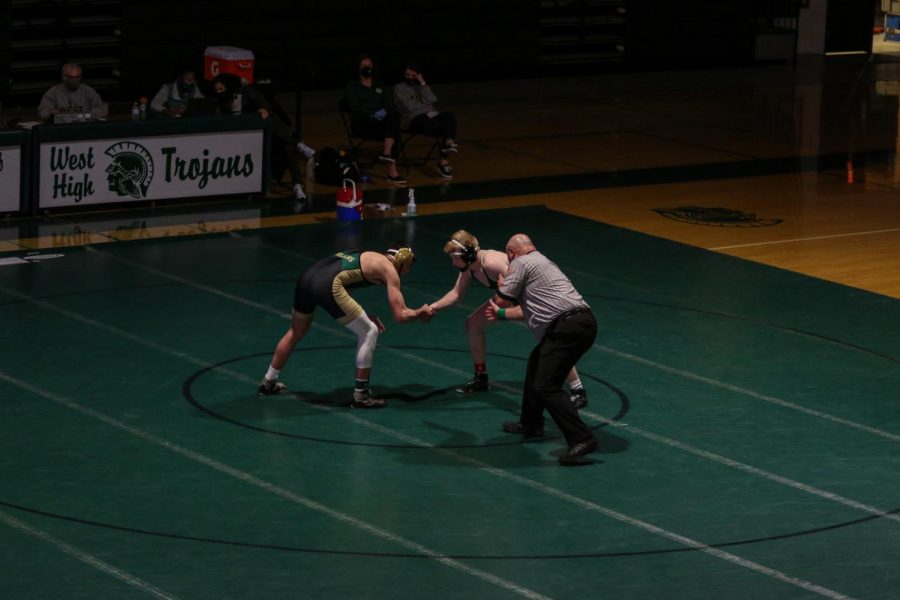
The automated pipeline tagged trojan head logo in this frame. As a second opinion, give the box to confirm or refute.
[105,142,154,199]
[654,206,782,228]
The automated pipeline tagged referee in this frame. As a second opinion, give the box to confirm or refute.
[487,233,598,464]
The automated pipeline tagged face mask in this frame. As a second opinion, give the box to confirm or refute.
[63,80,80,91]
[405,78,418,86]
[178,82,195,95]
[359,67,373,77]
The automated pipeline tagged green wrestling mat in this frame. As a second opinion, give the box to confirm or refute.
[1,206,898,599]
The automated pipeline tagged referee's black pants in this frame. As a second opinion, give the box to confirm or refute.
[520,309,597,447]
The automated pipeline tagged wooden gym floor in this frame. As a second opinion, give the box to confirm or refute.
[0,58,898,598]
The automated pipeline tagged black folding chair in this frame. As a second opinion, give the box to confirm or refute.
[396,129,441,173]
[338,99,378,168]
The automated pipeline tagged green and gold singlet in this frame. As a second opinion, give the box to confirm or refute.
[293,251,373,322]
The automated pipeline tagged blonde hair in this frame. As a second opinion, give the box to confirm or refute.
[443,230,479,255]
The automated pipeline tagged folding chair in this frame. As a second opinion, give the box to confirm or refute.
[338,99,378,168]
[396,129,441,173]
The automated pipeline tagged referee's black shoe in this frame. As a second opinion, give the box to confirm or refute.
[558,437,598,465]
[501,421,544,438]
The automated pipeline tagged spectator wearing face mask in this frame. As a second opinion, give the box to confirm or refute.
[38,63,109,122]
[150,69,205,117]
[343,54,405,186]
[211,73,312,202]
[393,61,458,179]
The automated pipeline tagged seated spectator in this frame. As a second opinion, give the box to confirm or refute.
[393,61,458,179]
[212,73,314,202]
[150,69,205,117]
[343,55,405,186]
[38,63,109,122]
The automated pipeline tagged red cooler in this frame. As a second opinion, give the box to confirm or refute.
[204,46,255,84]
[336,179,363,221]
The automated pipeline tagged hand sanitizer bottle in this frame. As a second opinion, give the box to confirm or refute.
[406,188,416,217]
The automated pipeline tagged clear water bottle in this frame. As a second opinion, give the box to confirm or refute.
[131,102,140,120]
[406,188,416,217]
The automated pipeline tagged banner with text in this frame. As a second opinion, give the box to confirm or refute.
[0,145,23,212]
[39,130,264,207]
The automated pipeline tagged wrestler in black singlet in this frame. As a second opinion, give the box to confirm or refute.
[293,250,373,322]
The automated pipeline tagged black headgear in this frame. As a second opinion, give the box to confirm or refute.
[449,238,478,271]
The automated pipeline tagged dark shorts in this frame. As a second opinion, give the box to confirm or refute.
[292,255,365,322]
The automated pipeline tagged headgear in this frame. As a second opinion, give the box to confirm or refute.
[386,244,416,273]
[449,238,478,270]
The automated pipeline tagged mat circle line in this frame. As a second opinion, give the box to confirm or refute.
[182,345,630,448]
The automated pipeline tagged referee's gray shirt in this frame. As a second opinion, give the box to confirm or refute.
[498,251,589,339]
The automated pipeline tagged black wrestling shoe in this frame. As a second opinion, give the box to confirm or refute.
[569,388,588,410]
[558,438,599,465]
[351,389,388,409]
[456,374,490,395]
[501,421,544,438]
[257,379,287,396]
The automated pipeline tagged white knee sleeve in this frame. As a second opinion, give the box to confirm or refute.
[346,315,380,369]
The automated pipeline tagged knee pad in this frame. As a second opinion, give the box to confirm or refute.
[346,315,379,369]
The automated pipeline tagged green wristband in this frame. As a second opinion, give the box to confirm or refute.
[497,308,507,320]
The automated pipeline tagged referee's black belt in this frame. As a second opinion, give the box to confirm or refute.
[552,307,591,326]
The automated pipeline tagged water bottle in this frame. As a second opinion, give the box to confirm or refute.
[138,97,148,119]
[232,92,242,114]
[406,188,416,217]
[131,102,140,120]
